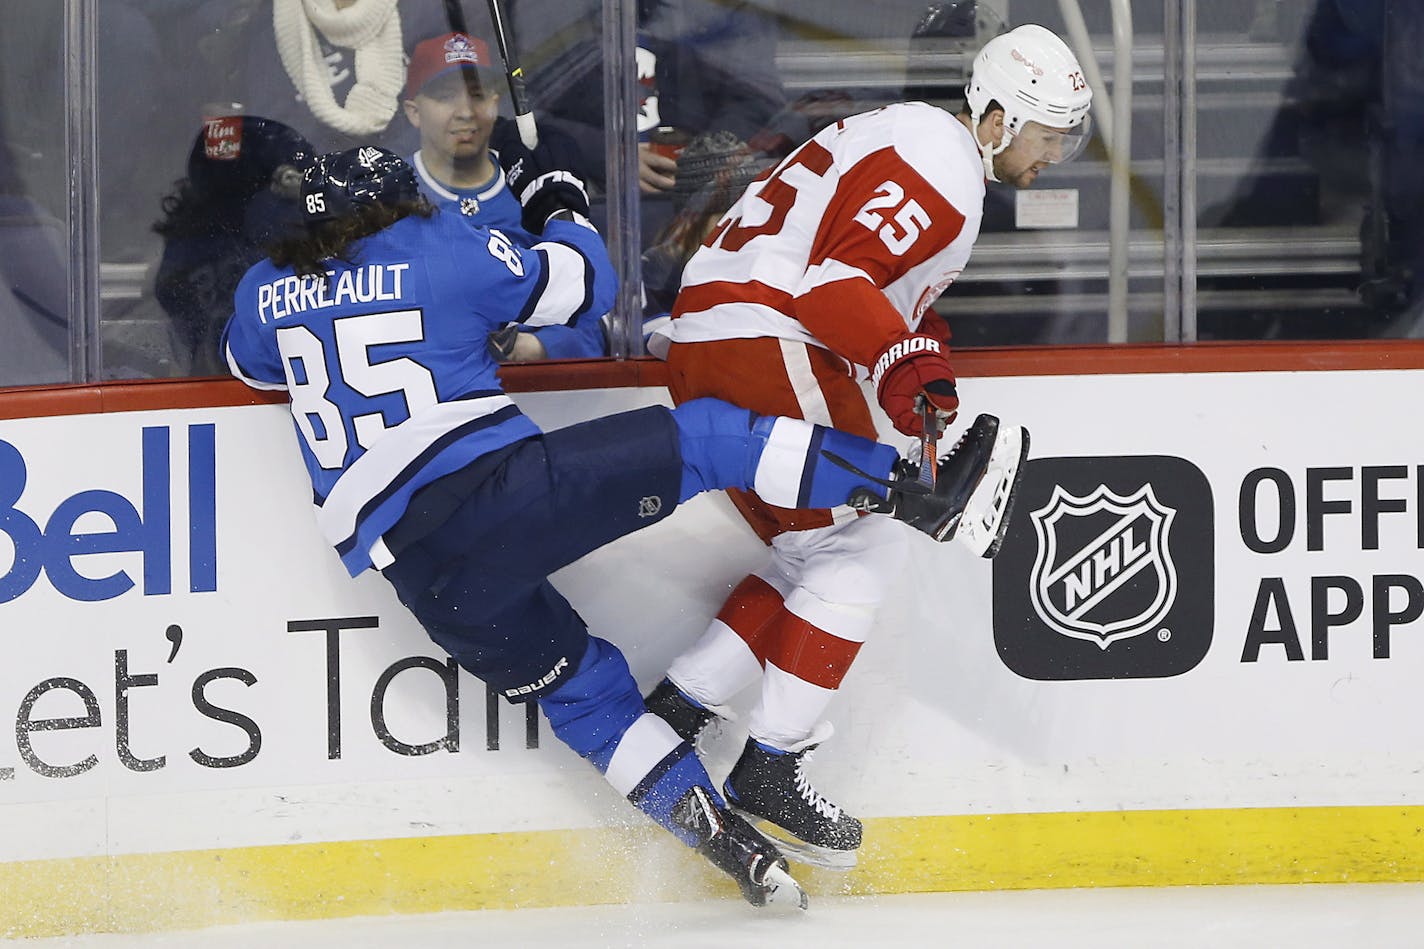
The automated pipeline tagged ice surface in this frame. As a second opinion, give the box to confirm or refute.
[10,884,1423,949]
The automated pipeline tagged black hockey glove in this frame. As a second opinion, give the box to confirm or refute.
[497,139,592,234]
[488,323,520,361]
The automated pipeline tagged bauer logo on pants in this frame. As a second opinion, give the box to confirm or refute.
[992,455,1213,680]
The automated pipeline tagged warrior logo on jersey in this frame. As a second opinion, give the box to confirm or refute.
[992,455,1214,680]
[1028,483,1176,649]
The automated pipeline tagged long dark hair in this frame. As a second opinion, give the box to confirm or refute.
[266,198,435,276]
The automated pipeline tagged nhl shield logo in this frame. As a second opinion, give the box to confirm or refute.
[993,455,1213,680]
[1028,482,1177,649]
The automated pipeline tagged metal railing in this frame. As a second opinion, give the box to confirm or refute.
[1059,0,1134,342]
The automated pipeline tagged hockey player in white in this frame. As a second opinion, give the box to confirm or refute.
[645,24,1094,868]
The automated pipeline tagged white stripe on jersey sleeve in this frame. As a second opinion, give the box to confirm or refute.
[521,241,590,327]
[224,342,288,391]
[315,394,517,549]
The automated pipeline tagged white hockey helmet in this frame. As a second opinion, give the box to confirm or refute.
[965,24,1094,180]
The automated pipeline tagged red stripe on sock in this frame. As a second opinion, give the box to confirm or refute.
[763,615,863,690]
[716,575,787,666]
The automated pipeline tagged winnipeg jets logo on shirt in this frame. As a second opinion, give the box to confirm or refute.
[638,496,663,518]
[1028,483,1177,649]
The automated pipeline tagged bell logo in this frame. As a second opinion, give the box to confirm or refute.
[993,456,1213,680]
[1029,483,1177,649]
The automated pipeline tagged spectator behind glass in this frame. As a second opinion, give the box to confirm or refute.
[641,131,773,336]
[528,0,787,241]
[232,0,455,155]
[0,113,68,386]
[1370,0,1424,336]
[1246,0,1424,338]
[152,116,314,376]
[403,32,522,230]
[402,31,610,361]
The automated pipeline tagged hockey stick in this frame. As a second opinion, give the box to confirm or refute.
[442,0,468,33]
[484,0,539,148]
[915,395,941,490]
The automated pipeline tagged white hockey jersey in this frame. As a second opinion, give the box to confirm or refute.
[652,102,985,371]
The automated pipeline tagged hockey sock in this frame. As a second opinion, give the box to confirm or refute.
[539,636,727,847]
[758,419,898,510]
[671,397,898,506]
[626,739,732,846]
[667,573,787,706]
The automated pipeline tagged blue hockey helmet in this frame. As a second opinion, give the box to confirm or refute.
[300,146,419,222]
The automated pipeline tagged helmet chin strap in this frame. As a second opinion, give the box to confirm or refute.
[972,111,1014,183]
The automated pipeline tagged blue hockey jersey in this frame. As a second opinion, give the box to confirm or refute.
[222,210,616,576]
[411,149,608,359]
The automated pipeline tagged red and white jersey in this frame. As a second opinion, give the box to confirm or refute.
[654,102,985,371]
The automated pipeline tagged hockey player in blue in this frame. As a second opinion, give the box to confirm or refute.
[222,145,996,908]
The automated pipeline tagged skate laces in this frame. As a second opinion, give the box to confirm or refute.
[792,747,843,821]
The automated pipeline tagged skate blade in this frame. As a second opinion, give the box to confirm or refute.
[953,423,1029,558]
[737,811,858,871]
[761,862,811,910]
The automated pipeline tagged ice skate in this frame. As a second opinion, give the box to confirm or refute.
[671,785,809,909]
[645,678,736,757]
[723,727,862,871]
[849,412,1029,556]
[645,678,715,742]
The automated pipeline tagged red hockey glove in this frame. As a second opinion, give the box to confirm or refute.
[872,334,959,437]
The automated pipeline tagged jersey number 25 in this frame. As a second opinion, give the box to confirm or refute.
[707,141,931,257]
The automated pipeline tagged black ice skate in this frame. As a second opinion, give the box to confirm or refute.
[645,678,716,743]
[723,729,862,871]
[671,785,809,909]
[846,413,1029,557]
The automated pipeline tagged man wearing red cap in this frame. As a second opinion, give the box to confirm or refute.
[403,32,609,362]
[403,32,522,230]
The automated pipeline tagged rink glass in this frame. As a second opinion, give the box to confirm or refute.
[0,0,1412,384]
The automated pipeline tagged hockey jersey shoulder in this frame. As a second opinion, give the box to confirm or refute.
[872,103,985,222]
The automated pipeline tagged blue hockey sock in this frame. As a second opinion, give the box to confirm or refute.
[538,637,644,772]
[775,421,899,509]
[539,636,726,847]
[627,741,729,846]
[672,397,899,507]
